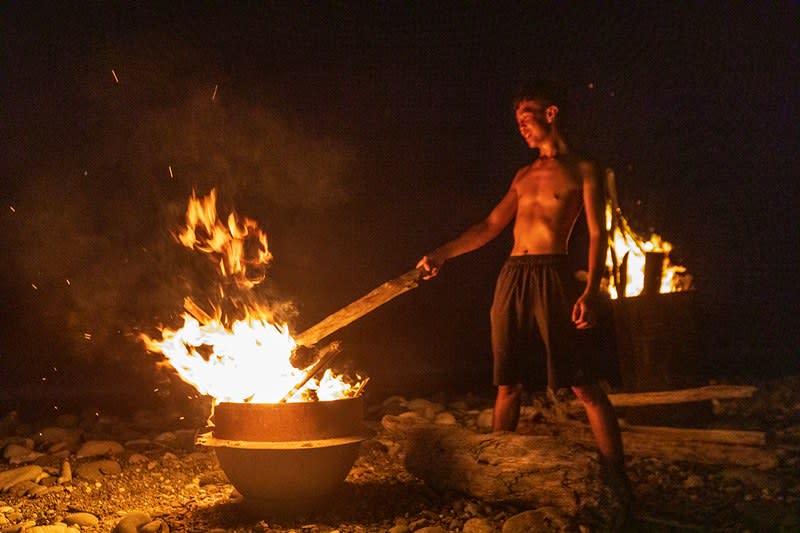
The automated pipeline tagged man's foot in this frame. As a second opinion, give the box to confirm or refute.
[600,460,635,528]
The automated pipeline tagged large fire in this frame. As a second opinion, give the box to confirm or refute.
[142,189,363,404]
[602,169,692,299]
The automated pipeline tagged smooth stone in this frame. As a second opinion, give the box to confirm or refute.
[76,440,124,458]
[23,526,75,533]
[415,527,448,533]
[113,511,151,533]
[140,519,169,532]
[407,399,446,420]
[36,427,82,448]
[75,459,122,481]
[153,432,176,445]
[502,508,570,533]
[382,395,408,407]
[434,412,458,425]
[0,465,43,491]
[476,408,494,432]
[57,460,72,484]
[463,517,497,533]
[4,443,44,464]
[64,511,100,527]
[128,453,148,465]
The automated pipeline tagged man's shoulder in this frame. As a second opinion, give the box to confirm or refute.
[564,151,598,167]
[511,161,535,181]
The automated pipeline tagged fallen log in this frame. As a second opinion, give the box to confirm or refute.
[619,423,766,447]
[382,412,779,511]
[562,422,777,470]
[566,384,757,412]
[296,268,424,347]
[381,414,605,513]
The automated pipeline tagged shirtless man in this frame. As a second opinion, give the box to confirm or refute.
[417,80,630,496]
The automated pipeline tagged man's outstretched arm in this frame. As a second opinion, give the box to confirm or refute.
[417,186,517,278]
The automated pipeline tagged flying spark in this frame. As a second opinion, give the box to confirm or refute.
[111,69,119,84]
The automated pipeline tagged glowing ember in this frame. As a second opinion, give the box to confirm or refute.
[603,169,692,299]
[142,189,362,404]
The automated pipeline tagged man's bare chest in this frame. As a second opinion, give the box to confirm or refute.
[514,165,583,210]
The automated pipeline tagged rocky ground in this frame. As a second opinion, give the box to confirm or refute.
[1,376,799,533]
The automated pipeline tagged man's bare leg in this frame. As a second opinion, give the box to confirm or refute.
[493,383,524,431]
[572,383,633,510]
[571,383,625,466]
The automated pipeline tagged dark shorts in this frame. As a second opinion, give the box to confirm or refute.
[490,255,618,390]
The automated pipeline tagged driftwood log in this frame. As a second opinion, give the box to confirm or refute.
[381,414,605,513]
[564,384,757,412]
[560,421,776,469]
[382,388,778,508]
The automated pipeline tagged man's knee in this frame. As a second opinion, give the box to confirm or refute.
[497,383,524,399]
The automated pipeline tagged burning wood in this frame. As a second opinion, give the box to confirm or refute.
[603,168,692,299]
[141,189,367,405]
[281,341,342,402]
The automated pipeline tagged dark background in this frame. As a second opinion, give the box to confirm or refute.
[1,3,797,412]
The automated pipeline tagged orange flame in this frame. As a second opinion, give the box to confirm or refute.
[177,189,271,289]
[603,169,692,299]
[142,189,362,404]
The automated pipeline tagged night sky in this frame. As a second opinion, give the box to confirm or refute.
[1,3,797,408]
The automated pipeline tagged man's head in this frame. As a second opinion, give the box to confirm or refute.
[512,79,565,112]
[513,79,568,150]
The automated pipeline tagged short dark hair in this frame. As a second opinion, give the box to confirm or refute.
[512,79,569,128]
[512,79,567,110]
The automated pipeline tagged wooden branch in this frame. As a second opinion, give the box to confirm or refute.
[295,267,424,347]
[566,385,757,411]
[280,341,342,402]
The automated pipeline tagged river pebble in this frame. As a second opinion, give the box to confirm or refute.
[0,379,797,532]
[113,510,152,533]
[76,440,124,458]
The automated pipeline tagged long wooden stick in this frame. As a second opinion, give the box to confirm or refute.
[295,267,425,347]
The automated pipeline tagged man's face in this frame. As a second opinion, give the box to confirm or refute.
[515,99,554,148]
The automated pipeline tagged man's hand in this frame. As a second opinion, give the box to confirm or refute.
[416,252,445,280]
[571,292,597,330]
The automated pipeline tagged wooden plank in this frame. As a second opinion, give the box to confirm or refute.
[295,267,424,346]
